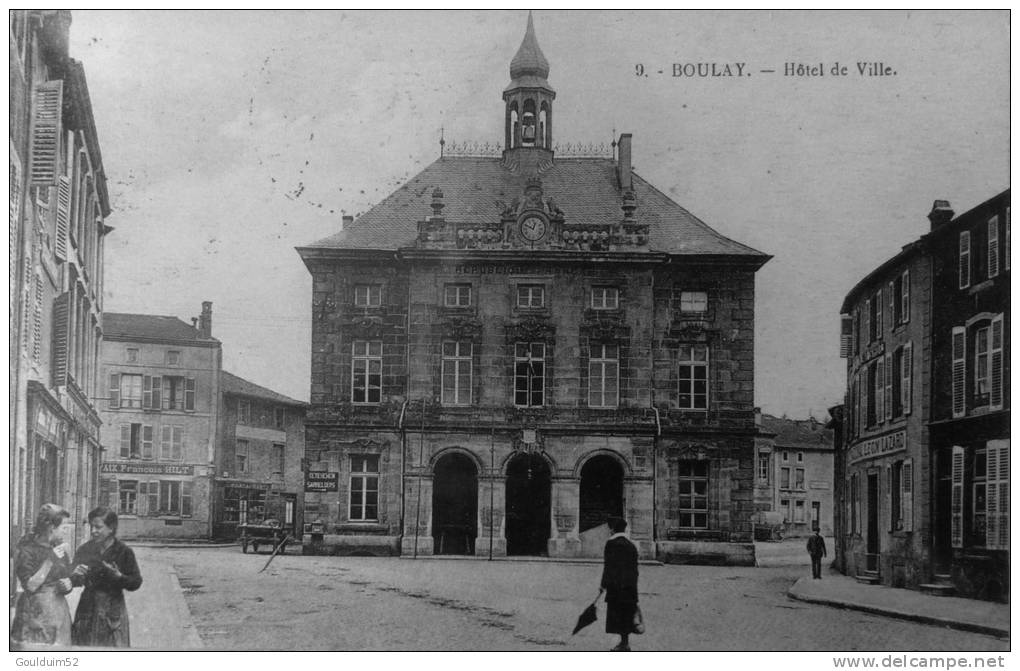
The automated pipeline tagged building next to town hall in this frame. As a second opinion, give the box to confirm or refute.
[753,412,834,537]
[837,190,1008,601]
[213,371,307,541]
[297,14,770,561]
[99,304,222,538]
[10,10,112,547]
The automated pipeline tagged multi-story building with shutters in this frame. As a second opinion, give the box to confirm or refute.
[837,191,1008,601]
[99,305,221,539]
[10,10,112,547]
[297,15,770,562]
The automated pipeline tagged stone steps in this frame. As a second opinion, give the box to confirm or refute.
[855,571,880,585]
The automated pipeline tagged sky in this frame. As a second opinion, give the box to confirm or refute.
[68,10,1009,417]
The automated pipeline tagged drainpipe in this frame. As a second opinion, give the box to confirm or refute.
[651,404,661,549]
[398,399,409,547]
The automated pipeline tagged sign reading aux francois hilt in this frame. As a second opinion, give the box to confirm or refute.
[847,430,906,465]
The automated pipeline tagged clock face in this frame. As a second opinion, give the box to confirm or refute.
[520,216,547,242]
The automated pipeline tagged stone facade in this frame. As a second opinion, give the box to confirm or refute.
[297,15,768,562]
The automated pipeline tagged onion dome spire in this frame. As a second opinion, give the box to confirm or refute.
[509,11,550,81]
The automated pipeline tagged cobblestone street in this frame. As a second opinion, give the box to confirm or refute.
[149,547,1008,652]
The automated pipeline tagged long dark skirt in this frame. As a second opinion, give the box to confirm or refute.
[71,588,131,647]
[605,600,637,635]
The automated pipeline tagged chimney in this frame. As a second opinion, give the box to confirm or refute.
[342,215,353,229]
[928,200,954,230]
[616,133,632,192]
[199,301,212,338]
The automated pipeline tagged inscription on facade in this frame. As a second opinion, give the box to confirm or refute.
[848,430,906,464]
[101,462,195,475]
[305,471,339,492]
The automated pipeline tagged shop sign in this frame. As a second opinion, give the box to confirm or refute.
[305,471,339,492]
[101,462,195,476]
[848,430,906,464]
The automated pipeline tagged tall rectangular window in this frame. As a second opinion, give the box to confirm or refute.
[119,374,143,408]
[676,461,709,528]
[972,449,987,545]
[591,287,619,310]
[868,294,880,342]
[866,361,878,426]
[160,426,184,461]
[780,467,790,489]
[780,498,790,523]
[679,291,708,315]
[987,216,1000,278]
[158,480,182,515]
[352,340,382,404]
[514,342,545,407]
[443,284,471,307]
[516,284,545,309]
[238,399,251,424]
[354,284,381,307]
[677,344,708,410]
[588,343,619,408]
[974,325,990,406]
[794,500,806,523]
[891,347,904,417]
[118,480,137,515]
[236,439,249,473]
[162,376,194,411]
[119,423,151,459]
[349,455,379,521]
[959,230,971,289]
[441,341,472,405]
[273,443,285,473]
[757,453,770,483]
[795,468,805,490]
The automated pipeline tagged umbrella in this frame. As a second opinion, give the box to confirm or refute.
[572,597,600,635]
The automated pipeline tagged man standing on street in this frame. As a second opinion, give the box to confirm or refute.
[807,529,827,579]
[600,516,639,651]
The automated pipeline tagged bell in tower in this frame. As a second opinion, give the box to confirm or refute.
[503,12,556,153]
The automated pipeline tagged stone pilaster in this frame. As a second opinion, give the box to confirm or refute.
[548,477,581,556]
[401,476,435,555]
[475,476,507,557]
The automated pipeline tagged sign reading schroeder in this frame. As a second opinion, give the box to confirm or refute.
[101,462,195,476]
[848,430,907,464]
[305,471,339,492]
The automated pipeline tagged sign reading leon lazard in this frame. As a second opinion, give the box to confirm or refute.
[848,431,907,464]
[305,471,339,492]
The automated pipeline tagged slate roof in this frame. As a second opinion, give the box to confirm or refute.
[304,156,767,259]
[221,370,306,407]
[759,414,834,451]
[103,313,217,343]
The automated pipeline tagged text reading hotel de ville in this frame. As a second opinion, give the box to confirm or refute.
[9,10,1009,652]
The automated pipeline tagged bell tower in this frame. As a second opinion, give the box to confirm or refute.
[503,12,555,157]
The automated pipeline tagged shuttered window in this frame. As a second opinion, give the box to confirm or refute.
[161,426,184,461]
[29,81,63,186]
[883,352,893,421]
[901,269,910,323]
[839,315,852,358]
[990,314,1004,410]
[959,231,971,289]
[55,176,70,262]
[988,216,1000,278]
[901,458,913,532]
[10,154,22,291]
[985,440,1009,550]
[950,446,964,548]
[951,327,966,418]
[109,373,121,409]
[32,274,42,361]
[875,358,885,423]
[901,341,913,415]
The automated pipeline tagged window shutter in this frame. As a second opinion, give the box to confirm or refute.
[161,377,170,410]
[10,157,22,288]
[951,327,966,418]
[119,424,131,458]
[860,367,868,433]
[51,292,70,387]
[185,377,196,411]
[161,425,172,459]
[182,481,192,517]
[1005,207,1011,271]
[959,231,971,289]
[32,274,42,361]
[951,446,964,548]
[887,281,895,328]
[875,358,884,422]
[100,477,115,510]
[901,458,913,532]
[883,352,893,421]
[886,465,893,532]
[137,482,148,516]
[902,342,913,415]
[875,289,883,335]
[151,375,162,410]
[143,375,152,409]
[29,81,63,186]
[986,447,999,550]
[995,443,1009,550]
[172,426,183,460]
[109,372,121,409]
[988,216,1000,279]
[54,176,70,262]
[862,299,871,343]
[990,314,1004,411]
[839,315,852,358]
[902,270,910,323]
[142,425,153,459]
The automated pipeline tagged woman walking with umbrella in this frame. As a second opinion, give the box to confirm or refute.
[599,516,640,651]
[70,507,143,647]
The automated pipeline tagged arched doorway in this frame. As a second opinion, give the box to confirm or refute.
[505,453,551,556]
[432,452,478,555]
[579,455,624,532]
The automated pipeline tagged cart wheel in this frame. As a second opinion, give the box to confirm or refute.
[241,539,248,553]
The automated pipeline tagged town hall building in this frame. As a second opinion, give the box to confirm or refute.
[297,15,770,561]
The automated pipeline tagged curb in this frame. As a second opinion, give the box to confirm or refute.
[396,555,663,566]
[166,567,205,649]
[786,588,1009,638]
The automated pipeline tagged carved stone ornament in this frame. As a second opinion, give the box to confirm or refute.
[506,315,555,343]
[581,312,626,342]
[442,315,483,341]
[343,315,385,338]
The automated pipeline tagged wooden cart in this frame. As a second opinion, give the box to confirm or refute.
[239,521,290,554]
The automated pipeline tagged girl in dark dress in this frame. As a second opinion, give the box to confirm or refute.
[599,516,640,652]
[70,507,143,647]
[10,504,74,649]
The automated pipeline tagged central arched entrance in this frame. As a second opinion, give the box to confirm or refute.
[579,455,624,532]
[505,453,551,556]
[432,452,478,555]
